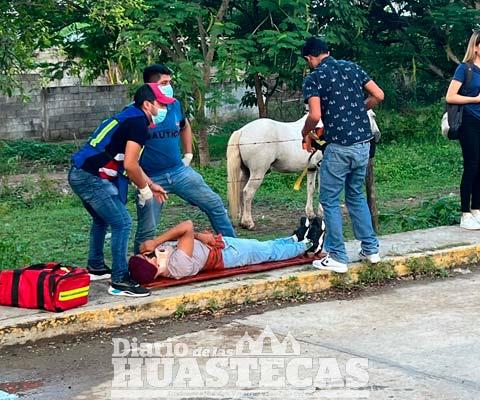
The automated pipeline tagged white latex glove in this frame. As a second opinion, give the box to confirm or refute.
[138,185,153,207]
[182,153,193,167]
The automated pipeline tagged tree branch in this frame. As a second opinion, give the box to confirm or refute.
[197,15,208,59]
[202,0,231,86]
[445,43,460,65]
[169,32,186,61]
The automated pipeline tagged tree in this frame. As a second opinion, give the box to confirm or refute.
[225,0,312,118]
[313,0,480,108]
[130,0,237,165]
[0,1,57,96]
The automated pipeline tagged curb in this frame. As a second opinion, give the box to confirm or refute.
[1,244,478,348]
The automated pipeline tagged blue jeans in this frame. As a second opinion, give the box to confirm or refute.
[134,165,236,253]
[222,237,307,268]
[320,142,379,264]
[68,167,132,282]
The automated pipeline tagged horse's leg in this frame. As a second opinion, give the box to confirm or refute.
[240,173,266,230]
[305,169,316,218]
[238,166,249,221]
[316,168,324,217]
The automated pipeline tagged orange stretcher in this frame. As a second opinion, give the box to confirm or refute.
[144,253,324,289]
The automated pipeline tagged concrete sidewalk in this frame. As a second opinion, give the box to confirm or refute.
[1,225,480,348]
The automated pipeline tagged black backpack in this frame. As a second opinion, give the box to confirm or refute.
[445,63,473,140]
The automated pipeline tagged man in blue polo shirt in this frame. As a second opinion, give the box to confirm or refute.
[134,64,236,253]
[300,37,384,273]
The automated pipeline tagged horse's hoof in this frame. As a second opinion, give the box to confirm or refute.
[240,221,255,230]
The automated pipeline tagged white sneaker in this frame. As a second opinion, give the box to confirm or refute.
[471,210,480,224]
[460,213,480,230]
[312,254,348,273]
[359,249,381,264]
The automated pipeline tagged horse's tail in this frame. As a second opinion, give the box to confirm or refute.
[227,130,243,223]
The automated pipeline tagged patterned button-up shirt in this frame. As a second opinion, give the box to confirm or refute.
[302,56,373,146]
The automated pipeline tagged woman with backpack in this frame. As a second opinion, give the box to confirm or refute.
[446,31,480,230]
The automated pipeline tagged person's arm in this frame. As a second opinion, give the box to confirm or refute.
[140,220,194,256]
[180,119,193,154]
[364,80,384,110]
[124,140,168,204]
[301,97,322,152]
[194,231,217,246]
[446,80,480,104]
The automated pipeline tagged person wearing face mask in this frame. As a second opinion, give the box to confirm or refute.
[133,64,236,254]
[68,84,174,297]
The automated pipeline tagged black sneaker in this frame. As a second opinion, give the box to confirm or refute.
[87,264,111,281]
[293,216,310,241]
[108,278,151,297]
[306,217,326,254]
[87,264,111,276]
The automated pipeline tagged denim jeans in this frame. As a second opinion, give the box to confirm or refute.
[134,165,236,253]
[222,237,307,268]
[68,166,132,282]
[319,142,378,264]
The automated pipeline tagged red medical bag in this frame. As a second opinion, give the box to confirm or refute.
[0,262,90,312]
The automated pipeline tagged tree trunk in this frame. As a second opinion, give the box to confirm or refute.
[195,87,210,167]
[197,126,210,167]
[365,158,379,232]
[254,73,267,118]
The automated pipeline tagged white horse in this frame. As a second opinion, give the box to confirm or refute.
[227,110,380,230]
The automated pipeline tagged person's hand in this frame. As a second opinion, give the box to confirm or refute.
[198,232,216,246]
[138,185,153,207]
[150,182,168,203]
[140,240,157,254]
[302,135,315,153]
[182,153,193,167]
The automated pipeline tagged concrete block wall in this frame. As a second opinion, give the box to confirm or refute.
[0,77,130,141]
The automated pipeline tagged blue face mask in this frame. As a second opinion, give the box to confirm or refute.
[160,84,174,98]
[152,108,168,125]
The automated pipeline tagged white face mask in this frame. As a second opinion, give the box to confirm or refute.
[152,107,168,125]
[160,84,174,98]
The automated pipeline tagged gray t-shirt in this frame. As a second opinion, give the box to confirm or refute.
[165,239,210,279]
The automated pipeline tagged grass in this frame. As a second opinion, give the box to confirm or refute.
[0,108,465,270]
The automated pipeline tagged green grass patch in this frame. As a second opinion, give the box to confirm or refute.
[0,140,76,174]
[406,257,449,278]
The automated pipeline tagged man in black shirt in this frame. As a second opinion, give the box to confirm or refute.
[301,37,384,273]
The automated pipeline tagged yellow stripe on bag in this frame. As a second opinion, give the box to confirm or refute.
[90,120,119,147]
[59,286,90,301]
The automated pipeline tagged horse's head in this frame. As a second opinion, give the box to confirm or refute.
[367,109,381,143]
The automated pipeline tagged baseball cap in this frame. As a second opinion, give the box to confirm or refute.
[146,83,175,104]
[128,255,158,284]
[133,84,175,107]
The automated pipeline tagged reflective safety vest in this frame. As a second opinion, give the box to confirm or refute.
[71,106,146,203]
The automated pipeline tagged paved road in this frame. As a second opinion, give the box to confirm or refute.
[1,268,479,400]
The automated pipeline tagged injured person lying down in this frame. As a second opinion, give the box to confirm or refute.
[128,218,325,284]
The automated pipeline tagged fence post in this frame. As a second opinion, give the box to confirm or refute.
[41,87,48,141]
[365,158,379,232]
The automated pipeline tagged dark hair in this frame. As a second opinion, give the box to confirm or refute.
[301,37,329,57]
[133,84,156,107]
[143,64,172,83]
